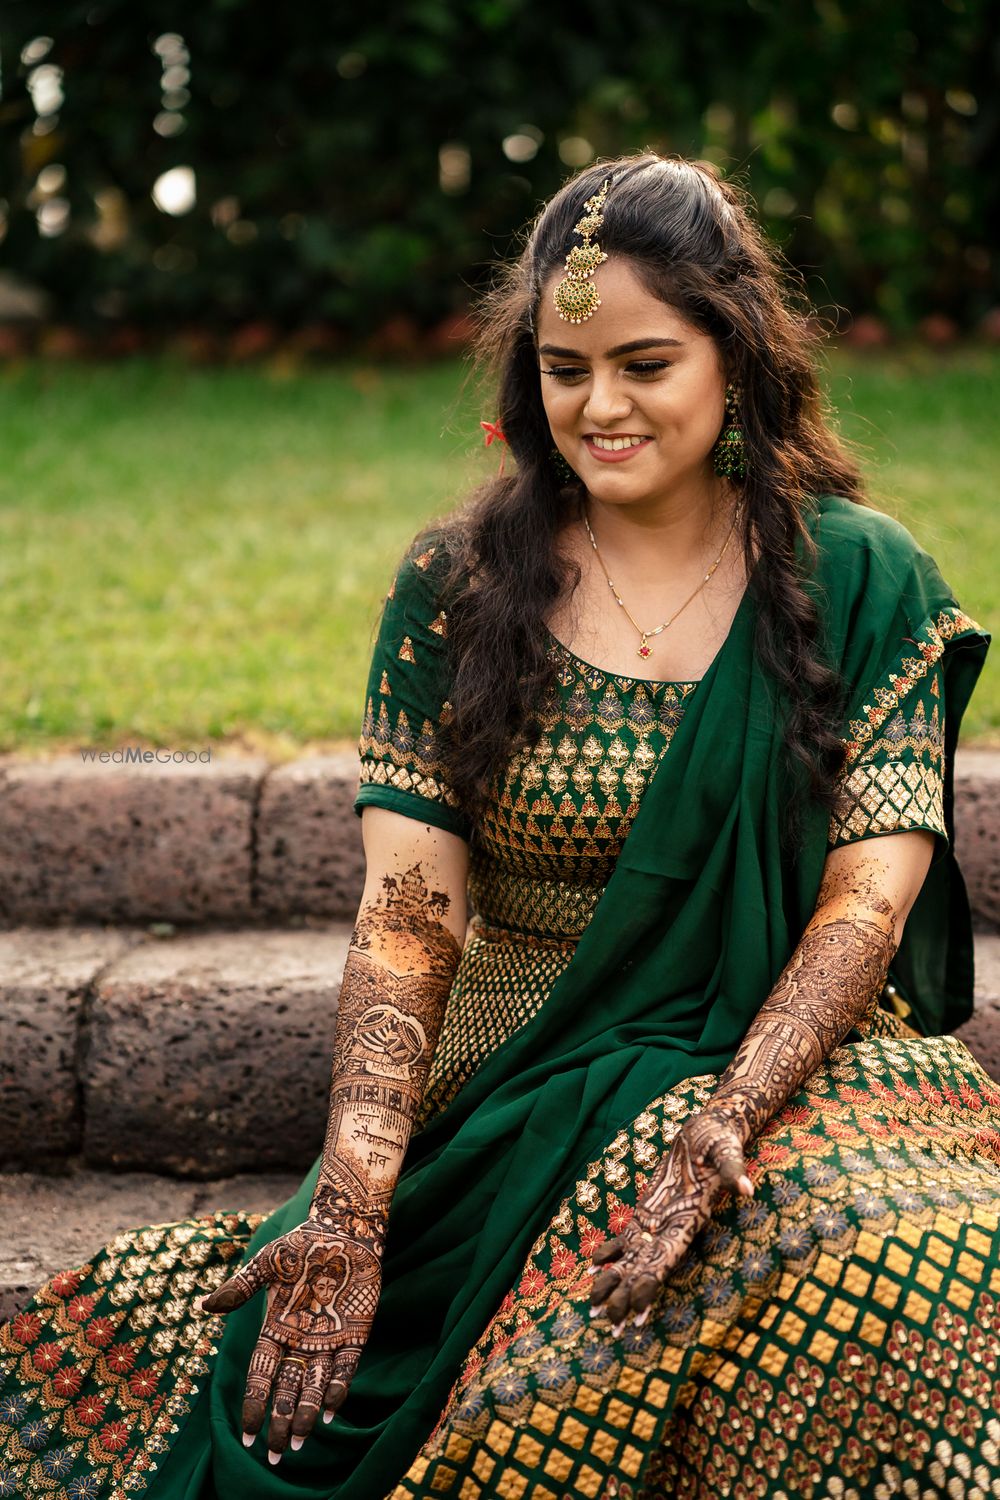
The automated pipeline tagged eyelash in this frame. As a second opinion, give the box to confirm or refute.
[540,360,671,383]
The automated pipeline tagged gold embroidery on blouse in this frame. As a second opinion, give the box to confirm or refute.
[412,642,701,1118]
[471,643,696,939]
[828,759,946,846]
[417,917,579,1130]
[358,698,464,811]
[841,607,981,769]
[827,607,981,847]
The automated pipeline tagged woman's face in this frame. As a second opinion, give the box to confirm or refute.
[536,256,729,511]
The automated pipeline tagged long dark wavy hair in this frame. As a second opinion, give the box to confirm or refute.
[411,152,871,854]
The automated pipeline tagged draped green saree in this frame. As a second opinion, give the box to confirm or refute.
[1,494,994,1499]
[139,494,991,1498]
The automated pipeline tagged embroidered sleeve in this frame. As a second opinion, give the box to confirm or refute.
[827,638,947,852]
[352,541,472,840]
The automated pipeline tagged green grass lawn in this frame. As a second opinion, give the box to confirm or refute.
[0,345,996,759]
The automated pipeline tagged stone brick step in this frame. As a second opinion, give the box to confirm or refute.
[2,924,999,1183]
[0,1166,301,1322]
[1,748,999,929]
[0,923,351,1178]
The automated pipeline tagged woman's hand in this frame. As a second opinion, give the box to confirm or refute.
[589,1103,753,1332]
[195,1205,385,1464]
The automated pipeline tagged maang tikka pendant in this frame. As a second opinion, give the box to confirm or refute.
[553,178,611,324]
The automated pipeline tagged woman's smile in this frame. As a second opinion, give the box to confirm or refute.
[583,434,653,461]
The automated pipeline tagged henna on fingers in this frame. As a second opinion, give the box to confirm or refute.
[590,853,903,1332]
[198,856,464,1462]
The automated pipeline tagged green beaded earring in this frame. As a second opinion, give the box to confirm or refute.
[713,382,747,481]
[549,447,577,485]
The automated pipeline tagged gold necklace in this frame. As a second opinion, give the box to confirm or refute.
[581,501,742,660]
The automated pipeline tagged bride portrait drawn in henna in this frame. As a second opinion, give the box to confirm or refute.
[1,149,996,1500]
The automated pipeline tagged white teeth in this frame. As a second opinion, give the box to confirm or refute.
[591,435,645,451]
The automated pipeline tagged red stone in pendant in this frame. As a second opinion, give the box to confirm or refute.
[638,643,652,658]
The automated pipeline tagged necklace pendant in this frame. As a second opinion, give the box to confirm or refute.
[637,638,652,659]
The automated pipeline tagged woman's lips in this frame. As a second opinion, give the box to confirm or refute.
[582,436,652,463]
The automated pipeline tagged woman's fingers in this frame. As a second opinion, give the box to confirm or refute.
[198,1251,270,1315]
[590,1264,623,1304]
[288,1357,335,1449]
[265,1358,307,1462]
[322,1347,361,1424]
[590,1235,624,1267]
[630,1272,661,1315]
[241,1330,284,1442]
[710,1139,753,1195]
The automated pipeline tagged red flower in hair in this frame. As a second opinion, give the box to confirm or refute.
[480,419,507,474]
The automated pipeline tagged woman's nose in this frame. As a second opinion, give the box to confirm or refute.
[583,374,632,427]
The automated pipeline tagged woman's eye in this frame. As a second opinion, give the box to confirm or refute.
[540,360,671,382]
[540,366,586,382]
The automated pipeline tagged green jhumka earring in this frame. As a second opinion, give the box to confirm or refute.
[549,447,577,485]
[713,381,747,480]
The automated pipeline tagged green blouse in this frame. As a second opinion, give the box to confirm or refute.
[352,534,949,948]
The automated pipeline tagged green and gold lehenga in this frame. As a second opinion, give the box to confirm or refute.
[2,494,998,1500]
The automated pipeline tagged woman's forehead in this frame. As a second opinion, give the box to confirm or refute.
[536,264,702,348]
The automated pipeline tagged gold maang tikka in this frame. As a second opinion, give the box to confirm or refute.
[552,177,611,324]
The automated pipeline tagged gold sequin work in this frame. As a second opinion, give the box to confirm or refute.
[470,633,699,940]
[827,612,953,849]
[418,635,699,1127]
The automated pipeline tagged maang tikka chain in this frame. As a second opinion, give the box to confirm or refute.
[553,177,612,324]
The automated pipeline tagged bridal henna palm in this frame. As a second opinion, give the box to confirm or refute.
[591,865,899,1330]
[198,858,463,1462]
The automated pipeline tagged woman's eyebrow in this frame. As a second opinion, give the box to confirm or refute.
[538,337,685,358]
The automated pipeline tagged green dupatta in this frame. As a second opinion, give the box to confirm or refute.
[156,494,989,1499]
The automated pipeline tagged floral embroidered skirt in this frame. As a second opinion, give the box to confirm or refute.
[3,1033,1000,1499]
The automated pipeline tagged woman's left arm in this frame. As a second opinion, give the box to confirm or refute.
[590,828,936,1331]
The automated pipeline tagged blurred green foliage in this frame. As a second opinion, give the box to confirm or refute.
[0,0,994,335]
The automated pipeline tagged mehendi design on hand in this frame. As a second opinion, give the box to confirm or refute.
[199,1214,383,1455]
[590,860,899,1332]
[198,857,463,1462]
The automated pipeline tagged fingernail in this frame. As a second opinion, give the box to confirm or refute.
[612,1320,625,1337]
[290,1435,304,1451]
[268,1450,282,1465]
[241,1431,255,1447]
[322,1411,334,1424]
[635,1308,651,1327]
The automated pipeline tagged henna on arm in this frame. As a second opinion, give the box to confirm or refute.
[198,849,464,1460]
[310,861,464,1229]
[590,843,927,1330]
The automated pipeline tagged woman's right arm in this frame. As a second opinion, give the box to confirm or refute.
[198,805,469,1460]
[309,803,469,1234]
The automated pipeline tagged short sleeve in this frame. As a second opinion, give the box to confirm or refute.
[827,655,947,856]
[352,538,472,840]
